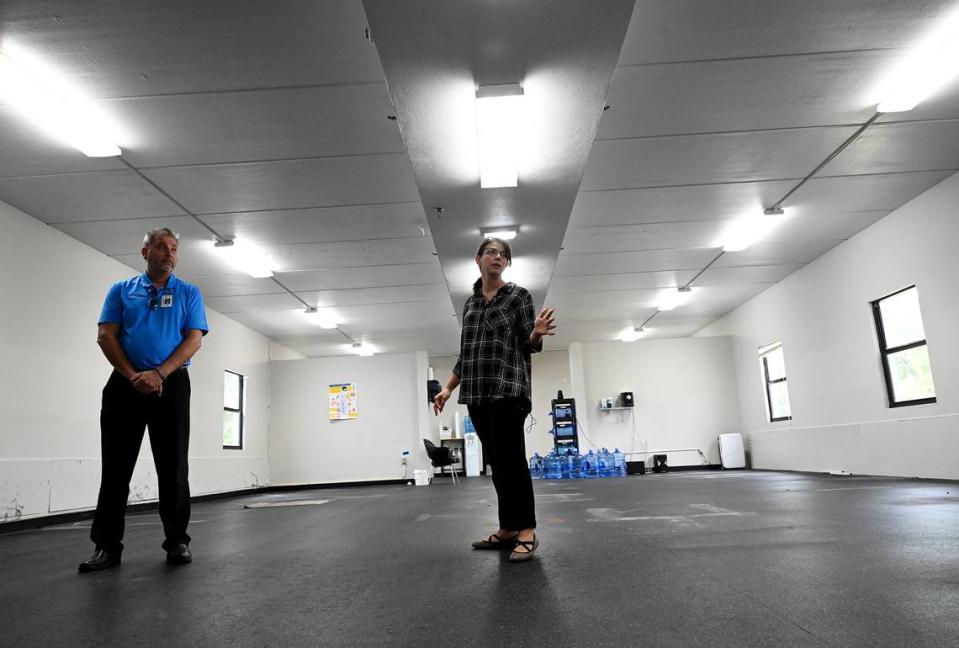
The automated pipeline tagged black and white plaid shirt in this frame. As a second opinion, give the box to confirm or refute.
[453,280,542,404]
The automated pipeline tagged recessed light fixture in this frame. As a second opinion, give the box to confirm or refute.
[657,287,693,312]
[721,208,787,252]
[352,342,374,357]
[304,307,338,329]
[876,9,959,112]
[476,83,524,188]
[213,239,274,278]
[0,49,121,157]
[620,326,644,342]
[482,228,518,240]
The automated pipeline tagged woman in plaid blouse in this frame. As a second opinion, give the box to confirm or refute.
[433,237,556,562]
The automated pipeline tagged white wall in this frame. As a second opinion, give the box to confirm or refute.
[0,200,289,523]
[570,337,743,467]
[529,350,573,455]
[268,351,431,484]
[698,172,959,479]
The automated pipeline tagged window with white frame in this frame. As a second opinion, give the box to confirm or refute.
[871,285,936,407]
[758,342,791,422]
[223,370,245,449]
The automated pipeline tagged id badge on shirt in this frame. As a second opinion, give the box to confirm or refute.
[160,294,174,308]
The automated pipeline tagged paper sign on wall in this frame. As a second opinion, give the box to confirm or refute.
[328,383,358,420]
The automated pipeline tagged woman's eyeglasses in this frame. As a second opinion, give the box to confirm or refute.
[482,248,509,260]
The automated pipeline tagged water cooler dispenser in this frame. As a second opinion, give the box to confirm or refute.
[464,416,482,476]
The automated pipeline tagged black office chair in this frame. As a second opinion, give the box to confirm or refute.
[423,439,460,484]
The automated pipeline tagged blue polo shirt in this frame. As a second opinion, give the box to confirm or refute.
[98,273,209,371]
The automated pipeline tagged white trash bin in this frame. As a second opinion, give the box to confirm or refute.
[413,469,430,486]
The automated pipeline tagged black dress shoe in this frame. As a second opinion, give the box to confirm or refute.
[78,549,121,573]
[166,543,192,565]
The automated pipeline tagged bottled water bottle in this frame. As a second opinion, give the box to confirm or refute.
[582,450,597,478]
[603,448,615,477]
[544,451,563,480]
[597,448,609,478]
[569,450,582,478]
[613,448,626,476]
[557,450,569,479]
[529,452,543,479]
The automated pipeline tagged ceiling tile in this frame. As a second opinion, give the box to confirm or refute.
[297,284,451,309]
[571,181,795,227]
[224,310,355,342]
[795,171,956,212]
[599,50,886,139]
[274,328,462,358]
[204,293,304,314]
[674,283,774,316]
[563,221,730,254]
[0,0,385,97]
[822,120,959,176]
[278,263,444,292]
[54,216,214,257]
[555,248,721,276]
[714,238,847,268]
[548,270,698,295]
[766,211,888,244]
[328,301,457,331]
[694,264,805,286]
[618,0,952,64]
[581,127,857,191]
[0,170,184,224]
[188,274,284,299]
[262,237,437,272]
[114,84,404,168]
[141,154,420,214]
[201,203,428,245]
[0,107,127,178]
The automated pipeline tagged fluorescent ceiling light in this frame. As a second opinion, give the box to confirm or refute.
[876,10,959,112]
[721,209,787,252]
[620,327,644,342]
[657,288,693,312]
[482,228,517,240]
[352,342,374,357]
[0,49,121,157]
[476,84,524,188]
[305,307,338,329]
[214,239,274,278]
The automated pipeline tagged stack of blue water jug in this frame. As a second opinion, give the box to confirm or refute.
[529,447,627,479]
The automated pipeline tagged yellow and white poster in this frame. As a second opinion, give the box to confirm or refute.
[328,383,358,420]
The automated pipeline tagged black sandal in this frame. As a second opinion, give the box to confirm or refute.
[509,534,539,562]
[471,533,517,550]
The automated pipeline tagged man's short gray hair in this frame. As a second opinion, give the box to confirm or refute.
[143,227,179,247]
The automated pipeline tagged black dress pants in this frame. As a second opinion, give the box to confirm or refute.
[91,369,192,553]
[467,397,536,531]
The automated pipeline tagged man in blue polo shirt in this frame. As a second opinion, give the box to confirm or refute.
[79,227,209,572]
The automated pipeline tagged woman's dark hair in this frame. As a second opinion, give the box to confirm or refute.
[476,237,512,264]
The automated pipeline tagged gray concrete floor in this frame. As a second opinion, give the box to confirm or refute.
[1,470,957,647]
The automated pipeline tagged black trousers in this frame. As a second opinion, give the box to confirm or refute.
[467,397,536,531]
[91,369,192,553]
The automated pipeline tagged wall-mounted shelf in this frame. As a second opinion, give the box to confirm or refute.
[598,406,634,411]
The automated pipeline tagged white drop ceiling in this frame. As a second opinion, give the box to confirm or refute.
[2,1,958,357]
